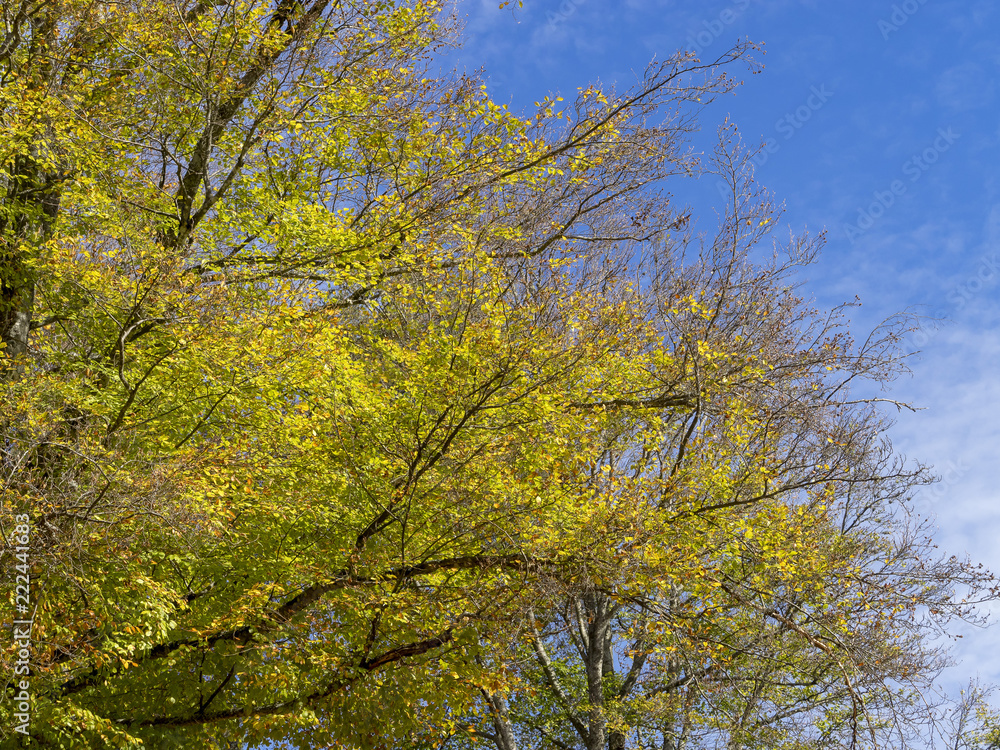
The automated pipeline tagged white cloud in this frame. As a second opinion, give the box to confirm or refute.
[934,62,995,111]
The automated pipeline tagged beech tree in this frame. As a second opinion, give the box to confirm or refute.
[387,143,997,750]
[0,1,994,748]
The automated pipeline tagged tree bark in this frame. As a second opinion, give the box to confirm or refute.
[483,690,519,750]
[583,593,611,750]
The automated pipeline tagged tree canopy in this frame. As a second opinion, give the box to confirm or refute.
[0,1,995,748]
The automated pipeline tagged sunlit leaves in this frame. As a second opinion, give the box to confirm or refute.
[0,1,989,748]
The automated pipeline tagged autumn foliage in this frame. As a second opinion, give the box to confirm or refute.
[0,1,995,748]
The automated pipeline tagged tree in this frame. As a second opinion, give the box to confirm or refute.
[443,499,982,750]
[383,139,998,750]
[0,1,993,748]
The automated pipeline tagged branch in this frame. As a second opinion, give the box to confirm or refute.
[131,629,454,728]
[57,554,543,697]
[528,608,589,741]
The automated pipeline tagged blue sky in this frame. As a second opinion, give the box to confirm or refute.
[446,0,1000,698]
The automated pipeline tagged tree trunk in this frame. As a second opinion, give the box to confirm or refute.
[483,690,519,750]
[584,593,611,750]
[0,261,33,363]
[0,157,63,373]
